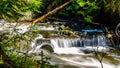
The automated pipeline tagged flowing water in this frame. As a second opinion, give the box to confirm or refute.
[29,34,120,68]
[30,35,109,54]
[1,20,120,68]
[50,35,108,54]
[0,19,30,33]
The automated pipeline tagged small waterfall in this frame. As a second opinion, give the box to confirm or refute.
[50,38,83,48]
[29,34,110,54]
[50,35,108,48]
[49,34,110,54]
[28,34,120,68]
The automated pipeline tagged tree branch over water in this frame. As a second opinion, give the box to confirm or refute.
[33,0,72,24]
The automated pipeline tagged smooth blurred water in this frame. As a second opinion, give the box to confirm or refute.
[1,19,119,68]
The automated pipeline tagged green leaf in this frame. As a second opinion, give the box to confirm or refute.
[84,16,92,23]
[0,0,42,21]
[78,2,85,7]
[7,12,13,16]
[4,3,9,9]
[12,5,19,11]
[66,6,73,10]
[77,11,85,15]
[92,5,99,9]
[74,5,79,10]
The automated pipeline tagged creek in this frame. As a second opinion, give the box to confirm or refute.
[0,20,120,68]
[29,33,120,68]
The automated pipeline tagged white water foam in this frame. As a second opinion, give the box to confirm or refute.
[53,48,85,55]
[49,37,110,54]
[53,46,109,55]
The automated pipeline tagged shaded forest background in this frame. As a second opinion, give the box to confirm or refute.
[39,0,120,30]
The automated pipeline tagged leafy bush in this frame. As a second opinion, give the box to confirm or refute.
[59,0,106,23]
[0,24,58,67]
[0,0,42,21]
[36,51,58,68]
[5,50,58,68]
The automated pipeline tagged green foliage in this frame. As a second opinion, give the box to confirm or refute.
[84,15,93,22]
[105,0,120,13]
[36,51,58,68]
[0,26,38,52]
[73,0,100,22]
[5,50,58,68]
[0,0,42,21]
[22,0,42,13]
[0,24,58,67]
[59,0,106,23]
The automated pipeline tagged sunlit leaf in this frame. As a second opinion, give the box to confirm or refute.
[7,12,13,16]
[78,2,85,7]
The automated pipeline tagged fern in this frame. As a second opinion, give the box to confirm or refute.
[0,0,42,21]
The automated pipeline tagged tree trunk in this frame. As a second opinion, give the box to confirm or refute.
[33,0,72,24]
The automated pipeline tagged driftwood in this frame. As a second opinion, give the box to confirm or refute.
[33,0,72,24]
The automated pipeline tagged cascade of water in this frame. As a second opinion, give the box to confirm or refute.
[29,34,110,54]
[50,35,108,49]
[49,35,110,54]
[50,38,83,48]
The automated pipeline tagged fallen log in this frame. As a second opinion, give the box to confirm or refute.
[33,0,72,24]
